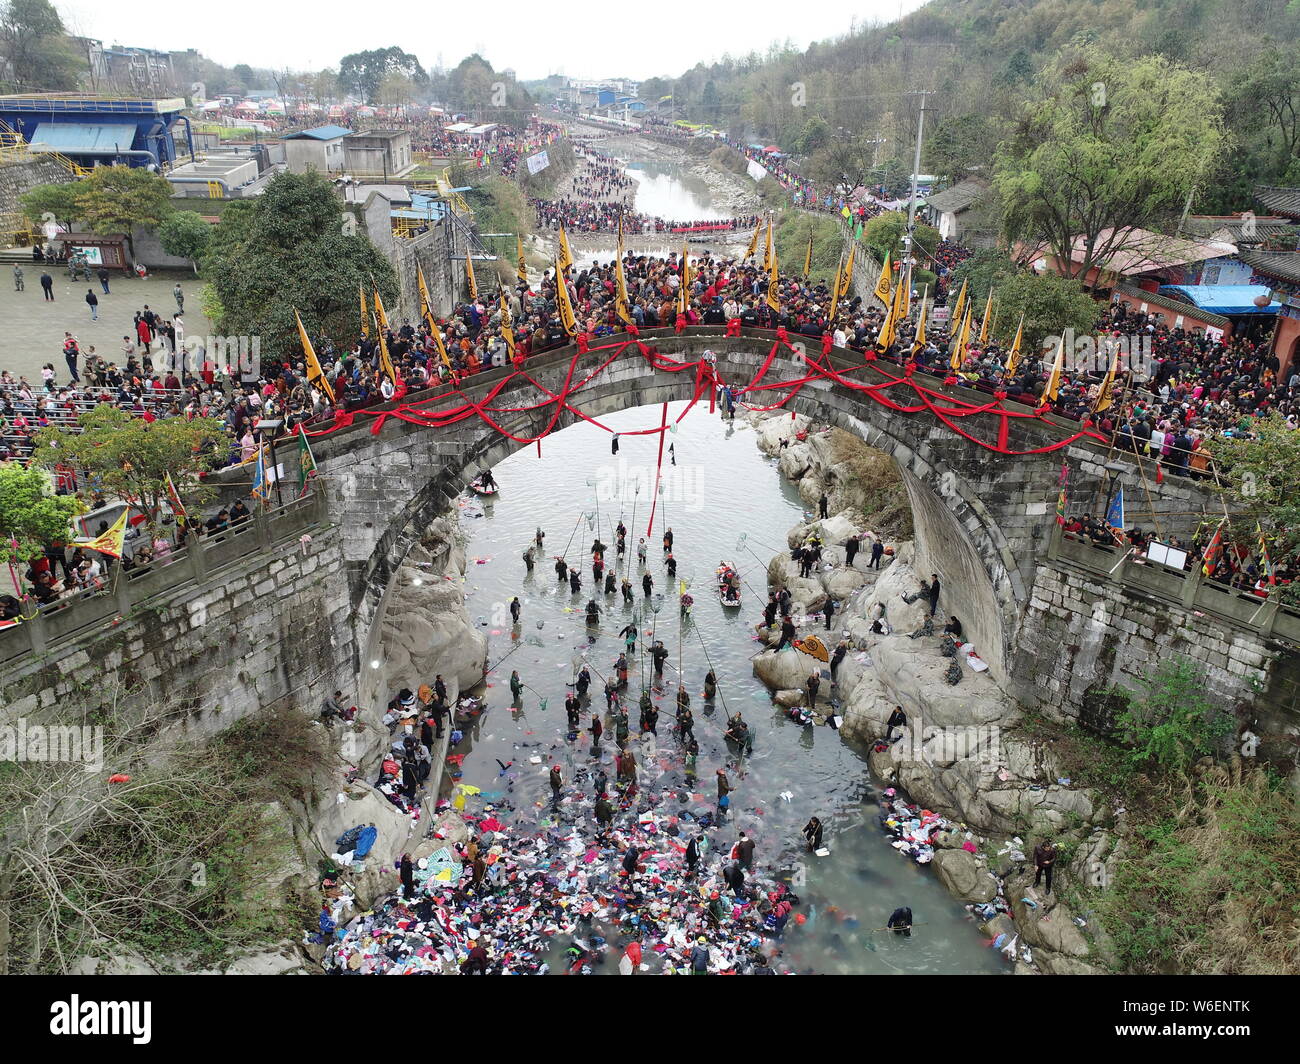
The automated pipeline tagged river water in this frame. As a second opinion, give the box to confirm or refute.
[623,158,728,222]
[450,402,1007,974]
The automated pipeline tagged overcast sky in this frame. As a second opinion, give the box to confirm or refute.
[59,0,929,82]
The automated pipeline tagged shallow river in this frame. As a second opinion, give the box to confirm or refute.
[451,402,1007,974]
[622,158,728,222]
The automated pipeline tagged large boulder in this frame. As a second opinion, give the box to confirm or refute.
[869,638,1012,729]
[932,848,998,903]
[778,443,815,481]
[379,514,488,696]
[982,786,1097,836]
[753,647,820,691]
[1006,873,1093,959]
[840,667,897,742]
[822,566,868,601]
[751,411,811,456]
[311,783,418,876]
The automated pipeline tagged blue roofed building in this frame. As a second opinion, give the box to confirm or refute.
[0,93,192,169]
[281,124,352,174]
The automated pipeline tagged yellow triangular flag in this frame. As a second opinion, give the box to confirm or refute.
[555,260,578,339]
[1005,313,1025,376]
[873,252,892,305]
[295,308,335,404]
[557,223,574,277]
[978,287,993,344]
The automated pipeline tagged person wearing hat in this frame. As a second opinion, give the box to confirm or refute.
[689,936,710,974]
[549,764,563,802]
[509,596,521,623]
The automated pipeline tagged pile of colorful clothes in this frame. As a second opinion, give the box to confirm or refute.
[321,791,804,975]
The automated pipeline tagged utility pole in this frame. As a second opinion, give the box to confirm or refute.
[903,91,933,274]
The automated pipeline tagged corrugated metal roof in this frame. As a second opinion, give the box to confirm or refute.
[28,122,140,153]
[282,124,351,141]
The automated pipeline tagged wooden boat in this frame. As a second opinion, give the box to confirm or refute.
[716,561,741,606]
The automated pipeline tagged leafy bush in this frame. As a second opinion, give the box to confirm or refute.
[1112,659,1234,776]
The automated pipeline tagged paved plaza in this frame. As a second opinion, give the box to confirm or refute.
[0,266,213,386]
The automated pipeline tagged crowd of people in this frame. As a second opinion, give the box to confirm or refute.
[315,520,855,975]
[6,122,1294,623]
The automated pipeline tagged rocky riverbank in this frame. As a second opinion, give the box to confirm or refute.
[746,409,1122,975]
[65,512,488,976]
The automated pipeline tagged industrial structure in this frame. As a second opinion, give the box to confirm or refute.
[0,94,194,170]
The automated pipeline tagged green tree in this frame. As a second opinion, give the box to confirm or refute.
[775,210,847,284]
[203,170,397,356]
[792,116,830,155]
[0,462,82,564]
[925,113,1002,182]
[1113,659,1233,776]
[0,0,83,91]
[445,54,532,123]
[863,211,939,266]
[18,181,79,229]
[157,211,212,274]
[71,166,174,263]
[32,407,226,531]
[951,249,1099,351]
[994,48,1225,286]
[339,47,427,105]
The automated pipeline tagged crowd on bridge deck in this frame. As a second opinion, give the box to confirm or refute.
[531,197,760,235]
[5,109,1297,622]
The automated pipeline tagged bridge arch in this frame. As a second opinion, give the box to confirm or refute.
[306,327,1087,687]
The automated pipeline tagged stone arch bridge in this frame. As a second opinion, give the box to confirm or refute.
[304,325,1213,690]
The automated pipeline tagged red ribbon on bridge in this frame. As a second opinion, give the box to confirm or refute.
[303,332,1107,458]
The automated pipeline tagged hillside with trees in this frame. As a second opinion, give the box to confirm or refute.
[647,0,1299,214]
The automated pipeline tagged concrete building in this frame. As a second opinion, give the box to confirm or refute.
[281,124,350,174]
[343,129,414,179]
[166,150,272,198]
[74,39,177,95]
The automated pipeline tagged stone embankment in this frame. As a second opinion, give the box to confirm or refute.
[746,409,1121,975]
[69,512,487,975]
